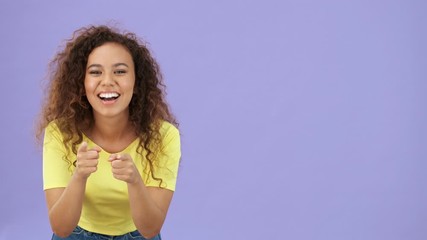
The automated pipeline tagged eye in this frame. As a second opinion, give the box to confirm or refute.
[89,70,102,76]
[114,69,127,75]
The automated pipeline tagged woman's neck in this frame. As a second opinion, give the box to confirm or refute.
[88,113,137,153]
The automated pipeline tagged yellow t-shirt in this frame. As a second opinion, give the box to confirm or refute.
[43,121,181,236]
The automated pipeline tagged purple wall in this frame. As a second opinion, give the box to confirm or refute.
[1,1,426,239]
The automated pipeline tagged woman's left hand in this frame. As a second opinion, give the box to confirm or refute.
[109,153,140,184]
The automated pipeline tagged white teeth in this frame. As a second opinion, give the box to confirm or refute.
[99,92,119,99]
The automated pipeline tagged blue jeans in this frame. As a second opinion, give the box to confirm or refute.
[51,226,161,240]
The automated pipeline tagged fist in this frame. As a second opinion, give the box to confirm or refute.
[109,153,140,184]
[75,141,101,179]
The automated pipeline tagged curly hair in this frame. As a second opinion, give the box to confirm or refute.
[37,25,178,187]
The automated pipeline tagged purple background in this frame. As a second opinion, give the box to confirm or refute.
[0,1,426,239]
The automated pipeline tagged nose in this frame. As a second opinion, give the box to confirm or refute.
[101,72,115,86]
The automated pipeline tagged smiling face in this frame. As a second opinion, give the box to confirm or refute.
[84,42,135,120]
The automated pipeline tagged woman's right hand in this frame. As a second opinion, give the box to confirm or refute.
[46,141,101,237]
[75,141,101,179]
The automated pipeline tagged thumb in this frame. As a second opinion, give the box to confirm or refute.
[78,141,88,153]
[109,153,119,161]
[90,146,102,153]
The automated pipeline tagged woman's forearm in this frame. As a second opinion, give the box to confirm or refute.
[127,179,166,239]
[48,174,87,237]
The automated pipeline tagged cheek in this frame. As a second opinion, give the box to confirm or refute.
[127,82,136,92]
[125,78,136,93]
[84,78,97,94]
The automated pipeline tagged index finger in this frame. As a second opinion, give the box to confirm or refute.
[78,141,88,153]
[89,146,102,153]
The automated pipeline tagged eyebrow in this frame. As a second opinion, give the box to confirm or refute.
[113,63,129,68]
[87,63,129,69]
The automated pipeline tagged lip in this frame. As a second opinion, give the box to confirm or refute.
[100,98,118,105]
[97,91,121,105]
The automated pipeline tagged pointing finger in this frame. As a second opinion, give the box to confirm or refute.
[78,141,88,153]
[89,146,102,153]
[109,154,118,161]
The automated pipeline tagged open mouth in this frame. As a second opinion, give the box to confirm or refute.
[98,92,120,101]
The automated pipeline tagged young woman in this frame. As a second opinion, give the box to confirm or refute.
[37,25,181,240]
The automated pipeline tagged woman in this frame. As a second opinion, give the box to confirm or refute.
[37,25,181,240]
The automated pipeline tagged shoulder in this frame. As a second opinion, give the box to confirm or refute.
[44,121,62,139]
[45,121,60,132]
[158,121,180,149]
[44,121,72,147]
[159,121,180,138]
[43,121,68,153]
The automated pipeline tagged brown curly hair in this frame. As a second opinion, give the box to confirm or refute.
[37,25,178,187]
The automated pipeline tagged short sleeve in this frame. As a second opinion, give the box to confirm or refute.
[144,123,181,191]
[43,122,74,190]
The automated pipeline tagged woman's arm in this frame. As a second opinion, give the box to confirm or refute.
[45,142,100,238]
[45,175,87,237]
[109,153,174,239]
[128,181,174,238]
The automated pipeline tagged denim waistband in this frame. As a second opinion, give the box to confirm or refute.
[52,226,161,240]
